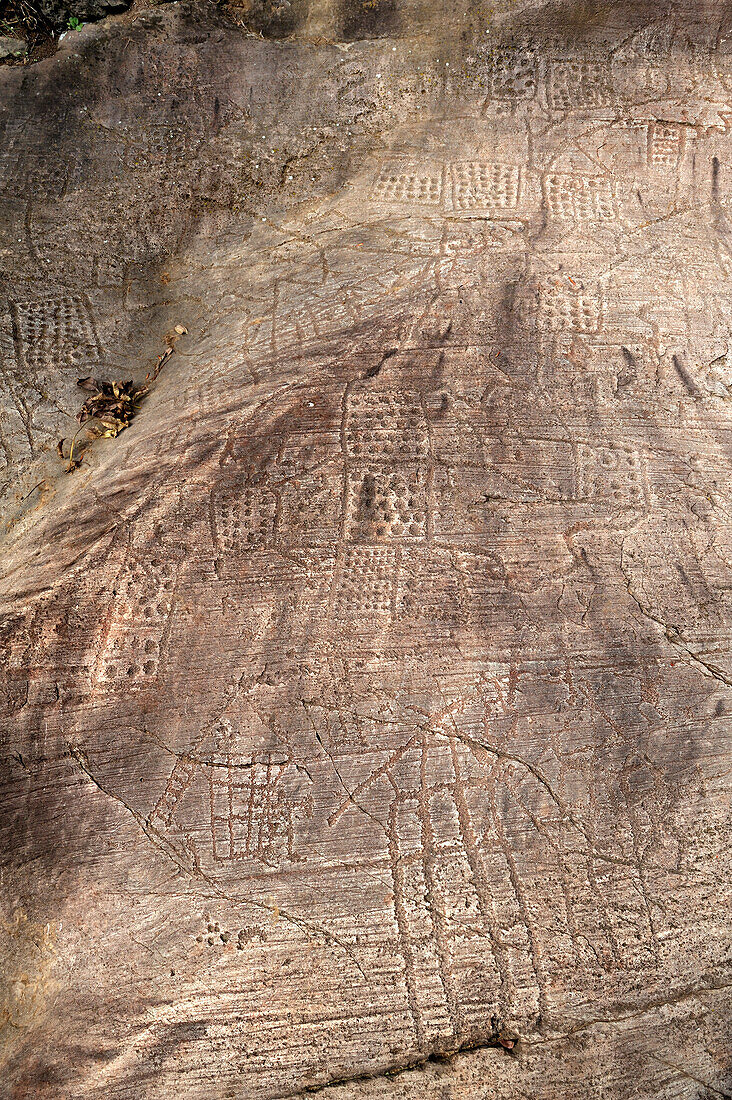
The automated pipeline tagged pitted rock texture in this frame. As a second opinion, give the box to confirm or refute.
[0,1,731,1098]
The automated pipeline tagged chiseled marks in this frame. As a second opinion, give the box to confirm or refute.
[0,148,74,201]
[208,754,312,864]
[345,467,430,541]
[326,686,559,1042]
[150,725,313,866]
[368,158,523,216]
[327,663,670,1045]
[334,545,401,619]
[94,553,179,689]
[547,60,614,111]
[209,477,279,555]
[538,278,605,333]
[543,173,617,221]
[446,162,522,214]
[647,122,685,168]
[488,47,537,100]
[344,391,430,463]
[575,442,649,507]
[370,161,444,207]
[124,124,204,171]
[334,386,434,621]
[434,435,649,513]
[9,294,103,375]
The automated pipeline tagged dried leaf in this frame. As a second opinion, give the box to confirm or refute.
[57,438,65,458]
[66,340,167,474]
[77,376,101,393]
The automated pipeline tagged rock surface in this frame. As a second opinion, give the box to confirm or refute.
[0,1,731,1097]
[0,34,26,57]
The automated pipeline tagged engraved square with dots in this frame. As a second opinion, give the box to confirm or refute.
[488,49,537,99]
[211,481,278,554]
[371,164,443,206]
[448,162,521,212]
[98,557,176,686]
[649,123,683,167]
[0,151,71,200]
[543,174,616,221]
[577,444,647,505]
[11,296,102,374]
[344,392,430,462]
[335,546,398,618]
[346,466,429,541]
[548,61,613,110]
[540,282,604,332]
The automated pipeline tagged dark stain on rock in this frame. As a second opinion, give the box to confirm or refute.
[672,354,702,398]
[239,0,309,39]
[340,0,400,40]
[712,155,720,201]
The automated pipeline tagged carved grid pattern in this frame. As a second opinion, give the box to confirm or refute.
[10,296,102,374]
[344,391,429,462]
[548,61,613,110]
[97,557,176,686]
[448,162,521,211]
[539,283,604,332]
[576,443,647,506]
[543,174,616,220]
[209,757,292,862]
[648,123,683,167]
[210,481,278,554]
[335,546,399,618]
[371,165,443,206]
[346,467,429,541]
[488,48,537,99]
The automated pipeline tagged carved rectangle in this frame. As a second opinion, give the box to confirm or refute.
[346,466,429,541]
[209,758,292,862]
[278,467,342,546]
[96,556,177,687]
[575,443,648,506]
[210,480,278,555]
[10,295,102,375]
[447,162,521,213]
[371,163,443,207]
[0,151,73,200]
[344,391,429,462]
[548,60,613,111]
[488,48,537,99]
[648,122,684,168]
[543,174,616,221]
[539,281,604,332]
[335,545,399,618]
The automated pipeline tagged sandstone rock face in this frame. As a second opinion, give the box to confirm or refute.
[0,36,26,58]
[0,2,730,1097]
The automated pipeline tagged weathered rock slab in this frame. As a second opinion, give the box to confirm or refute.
[0,1,730,1097]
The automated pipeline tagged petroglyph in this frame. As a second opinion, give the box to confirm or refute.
[0,2,730,1098]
